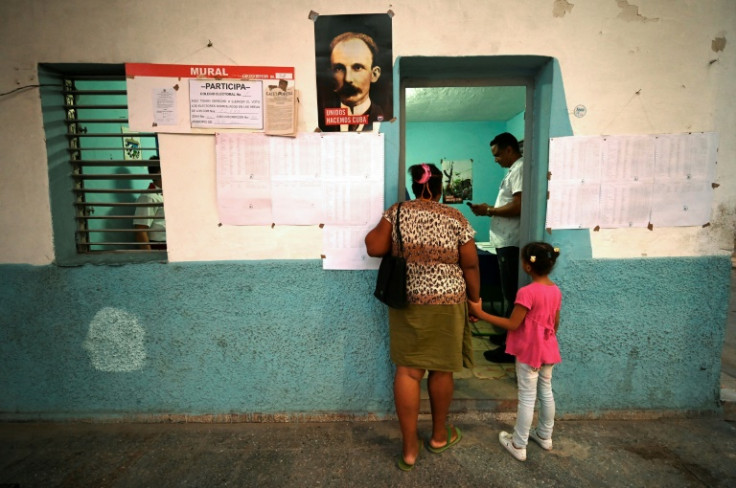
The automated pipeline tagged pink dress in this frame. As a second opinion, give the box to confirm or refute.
[505,282,562,368]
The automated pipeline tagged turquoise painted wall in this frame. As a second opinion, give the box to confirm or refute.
[506,111,525,141]
[0,262,393,419]
[553,256,730,414]
[0,256,729,419]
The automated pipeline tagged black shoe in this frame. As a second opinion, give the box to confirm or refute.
[488,334,506,346]
[483,348,515,363]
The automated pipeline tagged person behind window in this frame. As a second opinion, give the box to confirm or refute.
[133,156,166,250]
[468,132,523,363]
[365,163,481,471]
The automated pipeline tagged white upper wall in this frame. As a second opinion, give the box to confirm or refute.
[0,0,734,264]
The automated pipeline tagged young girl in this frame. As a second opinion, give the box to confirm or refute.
[468,242,561,462]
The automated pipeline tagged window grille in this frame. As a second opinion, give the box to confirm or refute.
[62,74,164,254]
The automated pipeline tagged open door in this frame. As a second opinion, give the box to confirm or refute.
[398,55,554,407]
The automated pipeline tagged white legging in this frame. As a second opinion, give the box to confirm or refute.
[513,361,555,448]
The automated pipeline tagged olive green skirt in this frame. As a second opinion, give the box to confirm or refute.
[388,302,474,372]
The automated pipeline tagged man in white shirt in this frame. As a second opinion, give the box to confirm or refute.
[468,133,523,363]
[134,156,166,250]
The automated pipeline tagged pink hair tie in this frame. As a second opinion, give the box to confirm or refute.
[417,163,432,184]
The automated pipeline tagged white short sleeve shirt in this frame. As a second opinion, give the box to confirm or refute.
[489,158,523,248]
[133,192,166,242]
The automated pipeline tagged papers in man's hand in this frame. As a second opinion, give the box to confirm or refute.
[476,242,496,253]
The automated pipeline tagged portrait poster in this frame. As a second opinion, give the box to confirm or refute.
[314,13,393,133]
[441,159,473,204]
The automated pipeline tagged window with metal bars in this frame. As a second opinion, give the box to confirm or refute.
[40,64,165,264]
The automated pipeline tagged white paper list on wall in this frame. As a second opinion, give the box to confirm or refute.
[546,132,718,230]
[214,132,384,270]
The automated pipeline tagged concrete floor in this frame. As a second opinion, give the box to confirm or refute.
[1,416,734,487]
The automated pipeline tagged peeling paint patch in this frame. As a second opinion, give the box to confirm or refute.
[616,0,659,23]
[712,36,727,52]
[553,0,574,17]
[83,307,147,372]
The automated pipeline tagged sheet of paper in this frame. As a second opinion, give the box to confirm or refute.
[322,224,382,270]
[152,88,178,126]
[598,181,653,228]
[264,84,297,136]
[654,132,718,180]
[322,183,385,270]
[271,181,323,225]
[216,134,272,225]
[597,135,655,228]
[602,135,655,183]
[650,132,718,226]
[546,180,601,229]
[546,136,603,229]
[475,241,496,253]
[549,135,603,182]
[321,133,385,269]
[649,180,714,227]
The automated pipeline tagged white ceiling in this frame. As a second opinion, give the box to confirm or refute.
[405,86,526,122]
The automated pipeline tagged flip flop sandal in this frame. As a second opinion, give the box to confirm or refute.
[427,425,463,454]
[397,439,423,471]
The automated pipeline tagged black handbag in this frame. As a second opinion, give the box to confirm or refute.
[373,202,408,308]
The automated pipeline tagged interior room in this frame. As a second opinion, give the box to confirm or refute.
[405,85,527,411]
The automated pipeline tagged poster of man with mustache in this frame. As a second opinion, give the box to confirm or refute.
[314,13,393,133]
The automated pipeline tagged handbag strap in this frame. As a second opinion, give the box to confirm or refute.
[395,202,404,257]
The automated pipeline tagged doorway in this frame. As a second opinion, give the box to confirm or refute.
[398,55,553,410]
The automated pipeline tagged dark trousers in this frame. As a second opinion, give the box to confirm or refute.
[496,246,520,320]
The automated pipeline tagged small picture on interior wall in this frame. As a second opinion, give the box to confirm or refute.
[122,127,142,161]
[441,159,473,204]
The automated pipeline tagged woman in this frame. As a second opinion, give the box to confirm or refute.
[365,163,481,471]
